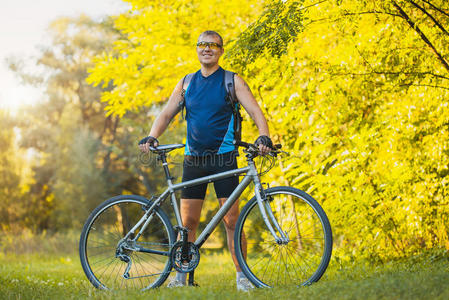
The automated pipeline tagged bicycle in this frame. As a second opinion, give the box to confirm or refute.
[79,140,332,290]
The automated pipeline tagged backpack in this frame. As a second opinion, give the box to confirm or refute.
[178,70,242,143]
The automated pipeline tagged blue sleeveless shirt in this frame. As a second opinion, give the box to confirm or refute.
[184,67,236,156]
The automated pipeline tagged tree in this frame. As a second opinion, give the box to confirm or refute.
[0,110,26,231]
[9,15,173,231]
[226,0,449,260]
[88,0,449,259]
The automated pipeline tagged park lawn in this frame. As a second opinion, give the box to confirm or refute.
[1,250,449,300]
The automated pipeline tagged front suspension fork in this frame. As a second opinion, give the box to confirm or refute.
[254,184,289,244]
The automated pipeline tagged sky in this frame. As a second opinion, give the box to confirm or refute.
[0,0,131,112]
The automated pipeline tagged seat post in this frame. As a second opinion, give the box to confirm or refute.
[159,151,173,180]
[158,152,173,180]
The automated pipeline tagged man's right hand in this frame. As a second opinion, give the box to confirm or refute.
[138,136,159,152]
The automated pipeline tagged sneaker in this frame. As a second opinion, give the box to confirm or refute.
[236,278,254,292]
[167,279,185,288]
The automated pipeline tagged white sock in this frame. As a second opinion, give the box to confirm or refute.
[175,272,187,284]
[236,271,245,282]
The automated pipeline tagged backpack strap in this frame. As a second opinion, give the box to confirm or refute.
[224,70,237,104]
[224,70,242,143]
[179,73,194,120]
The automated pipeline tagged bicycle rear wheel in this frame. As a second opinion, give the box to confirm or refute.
[79,195,175,290]
[234,186,332,287]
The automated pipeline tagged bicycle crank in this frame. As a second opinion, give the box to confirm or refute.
[169,241,200,273]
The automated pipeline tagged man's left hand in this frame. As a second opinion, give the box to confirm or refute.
[254,135,273,155]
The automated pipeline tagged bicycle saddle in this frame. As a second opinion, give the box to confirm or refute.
[150,143,185,153]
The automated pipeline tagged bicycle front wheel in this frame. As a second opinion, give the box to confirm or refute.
[235,186,332,287]
[79,195,175,290]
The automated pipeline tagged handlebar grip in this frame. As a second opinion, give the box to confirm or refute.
[233,140,250,148]
[233,140,282,151]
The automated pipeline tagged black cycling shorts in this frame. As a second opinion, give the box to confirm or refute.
[181,151,239,199]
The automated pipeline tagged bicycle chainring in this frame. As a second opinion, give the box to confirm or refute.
[170,241,200,273]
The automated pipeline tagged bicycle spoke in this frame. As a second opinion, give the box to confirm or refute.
[284,244,309,280]
[107,260,120,288]
[96,258,118,282]
[285,245,301,283]
[248,242,276,270]
[90,255,116,267]
[131,253,145,288]
[282,251,288,283]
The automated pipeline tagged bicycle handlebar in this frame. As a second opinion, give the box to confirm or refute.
[233,140,281,150]
[144,141,283,156]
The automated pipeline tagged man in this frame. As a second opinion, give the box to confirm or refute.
[139,30,273,291]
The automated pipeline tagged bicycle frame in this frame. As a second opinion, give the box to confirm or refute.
[124,151,288,253]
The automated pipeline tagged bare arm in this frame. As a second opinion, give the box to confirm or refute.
[148,78,184,138]
[234,74,270,137]
[139,79,184,152]
[234,74,271,154]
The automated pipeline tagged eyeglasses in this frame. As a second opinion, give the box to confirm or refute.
[196,41,222,50]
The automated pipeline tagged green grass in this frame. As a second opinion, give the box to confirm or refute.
[1,249,449,300]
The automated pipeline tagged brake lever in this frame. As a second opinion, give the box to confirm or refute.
[267,149,288,157]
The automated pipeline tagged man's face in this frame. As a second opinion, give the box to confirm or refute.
[196,34,223,67]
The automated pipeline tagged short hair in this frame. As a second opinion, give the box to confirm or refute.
[198,31,223,46]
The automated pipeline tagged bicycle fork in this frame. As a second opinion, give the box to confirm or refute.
[254,180,289,245]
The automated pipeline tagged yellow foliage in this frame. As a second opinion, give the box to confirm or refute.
[87,0,264,117]
[88,0,449,260]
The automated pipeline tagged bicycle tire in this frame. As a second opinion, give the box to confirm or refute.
[234,186,332,287]
[79,195,176,290]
